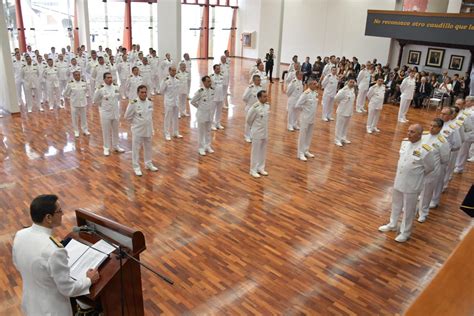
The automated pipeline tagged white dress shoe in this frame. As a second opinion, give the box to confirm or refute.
[217,125,225,130]
[39,107,44,112]
[199,149,206,156]
[395,234,409,243]
[417,216,427,223]
[134,168,143,176]
[74,131,80,138]
[206,147,215,153]
[258,170,269,176]
[467,157,474,162]
[373,127,381,132]
[83,131,90,136]
[378,224,397,232]
[322,118,329,122]
[329,117,335,121]
[245,138,252,143]
[211,126,217,131]
[103,148,110,156]
[335,141,343,147]
[146,164,158,172]
[356,109,363,113]
[288,127,295,132]
[115,146,125,153]
[429,202,438,209]
[367,129,373,134]
[342,139,351,144]
[250,171,261,178]
[305,152,315,158]
[174,134,183,138]
[28,109,32,113]
[165,135,171,141]
[299,155,308,161]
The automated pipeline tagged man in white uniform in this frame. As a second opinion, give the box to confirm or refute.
[454,96,474,173]
[418,118,449,222]
[295,79,319,161]
[13,51,25,107]
[160,66,182,141]
[44,58,61,110]
[126,66,144,101]
[220,55,231,108]
[64,71,90,137]
[243,74,263,142]
[93,72,125,156]
[356,64,370,113]
[379,124,434,242]
[176,62,190,118]
[191,76,216,156]
[149,50,160,95]
[118,54,131,99]
[56,54,69,101]
[182,53,192,97]
[366,78,385,134]
[286,71,304,131]
[138,57,152,97]
[321,67,338,121]
[334,79,356,146]
[124,85,158,176]
[247,90,270,178]
[210,64,225,130]
[12,194,100,316]
[92,56,111,90]
[398,70,416,123]
[21,55,41,113]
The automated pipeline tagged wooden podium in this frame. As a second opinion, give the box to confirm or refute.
[71,209,146,316]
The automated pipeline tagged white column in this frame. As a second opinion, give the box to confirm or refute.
[447,0,462,13]
[0,0,19,115]
[76,0,91,51]
[157,0,181,61]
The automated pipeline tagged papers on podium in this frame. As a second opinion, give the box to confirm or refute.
[66,239,116,280]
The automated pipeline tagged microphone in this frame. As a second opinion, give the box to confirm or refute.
[72,225,96,233]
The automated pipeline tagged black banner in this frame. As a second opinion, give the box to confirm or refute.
[365,10,474,46]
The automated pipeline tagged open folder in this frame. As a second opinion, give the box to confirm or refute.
[66,239,116,280]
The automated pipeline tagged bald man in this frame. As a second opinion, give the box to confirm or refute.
[379,124,435,242]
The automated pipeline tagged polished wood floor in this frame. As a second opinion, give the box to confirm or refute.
[0,59,473,315]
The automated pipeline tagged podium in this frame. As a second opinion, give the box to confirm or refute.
[70,209,146,316]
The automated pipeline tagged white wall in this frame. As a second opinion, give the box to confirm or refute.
[236,0,261,59]
[401,44,471,77]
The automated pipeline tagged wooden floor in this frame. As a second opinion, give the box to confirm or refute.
[0,59,473,315]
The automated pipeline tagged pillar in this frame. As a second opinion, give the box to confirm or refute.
[123,0,132,50]
[447,0,462,13]
[157,0,181,61]
[14,0,26,52]
[0,0,20,114]
[75,0,91,51]
[226,7,237,57]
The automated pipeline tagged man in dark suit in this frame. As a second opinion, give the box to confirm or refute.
[301,56,312,83]
[353,57,360,76]
[264,48,275,83]
[413,76,432,108]
[451,74,462,101]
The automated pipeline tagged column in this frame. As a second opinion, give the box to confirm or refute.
[226,7,237,57]
[123,0,132,50]
[0,0,20,114]
[157,0,181,61]
[14,0,26,52]
[75,0,91,51]
[447,0,462,13]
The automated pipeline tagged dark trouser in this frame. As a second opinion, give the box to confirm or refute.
[413,93,428,108]
[265,63,274,82]
[302,72,312,83]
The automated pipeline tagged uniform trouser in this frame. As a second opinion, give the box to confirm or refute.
[287,103,300,129]
[335,114,351,142]
[164,106,179,137]
[39,81,46,103]
[71,107,88,133]
[59,80,68,98]
[187,80,191,96]
[119,77,128,99]
[250,138,267,173]
[390,189,418,237]
[470,143,474,159]
[223,84,229,105]
[298,123,314,157]
[46,85,60,108]
[356,88,368,111]
[89,79,96,96]
[455,139,474,171]
[431,163,447,205]
[321,94,335,119]
[198,121,212,151]
[443,150,459,188]
[15,79,23,105]
[213,101,224,127]
[178,94,188,115]
[132,134,152,169]
[398,97,412,121]
[367,108,381,131]
[24,86,38,111]
[100,117,119,149]
[244,105,251,139]
[419,173,439,218]
[153,75,160,94]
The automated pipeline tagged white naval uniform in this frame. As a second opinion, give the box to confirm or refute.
[211,73,225,128]
[176,70,190,116]
[160,75,180,138]
[442,120,463,189]
[64,79,89,134]
[295,89,318,158]
[138,64,152,96]
[398,76,416,121]
[419,132,449,219]
[21,64,40,111]
[86,58,99,94]
[334,86,355,143]
[243,83,263,141]
[12,224,92,316]
[92,63,111,89]
[181,59,192,96]
[321,74,338,120]
[454,108,474,172]
[56,60,69,98]
[13,59,24,105]
[109,63,118,84]
[250,69,268,91]
[37,61,48,104]
[191,87,215,152]
[160,58,174,84]
[68,65,82,80]
[388,139,434,238]
[117,61,131,98]
[220,62,231,102]
[126,75,144,100]
[93,83,121,150]
[43,65,61,109]
[286,78,303,130]
[149,56,161,94]
[125,98,154,169]
[322,63,336,78]
[356,69,370,112]
[246,101,270,173]
[366,84,385,132]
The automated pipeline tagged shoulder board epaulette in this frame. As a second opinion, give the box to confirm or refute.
[211,73,215,76]
[49,236,64,248]
[131,99,137,103]
[100,84,104,88]
[130,75,133,77]
[148,98,152,101]
[437,135,446,143]
[199,88,204,91]
[422,144,432,151]
[449,123,456,129]
[113,83,118,86]
[304,89,310,94]
[422,131,429,135]
[81,79,86,82]
[253,103,260,108]
[249,84,254,88]
[456,120,463,126]
[70,80,74,83]
[210,87,214,90]
[22,64,26,67]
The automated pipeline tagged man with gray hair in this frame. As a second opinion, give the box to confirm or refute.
[454,96,474,170]
[379,124,435,242]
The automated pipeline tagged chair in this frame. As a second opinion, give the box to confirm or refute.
[424,89,444,110]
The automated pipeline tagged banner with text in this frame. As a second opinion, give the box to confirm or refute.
[365,11,474,46]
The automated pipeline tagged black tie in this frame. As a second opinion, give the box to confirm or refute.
[421,84,424,93]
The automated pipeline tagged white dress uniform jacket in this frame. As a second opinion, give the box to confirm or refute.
[12,224,91,316]
[295,89,318,128]
[125,98,154,137]
[93,83,121,120]
[246,101,270,140]
[191,87,215,123]
[400,77,416,100]
[334,86,355,117]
